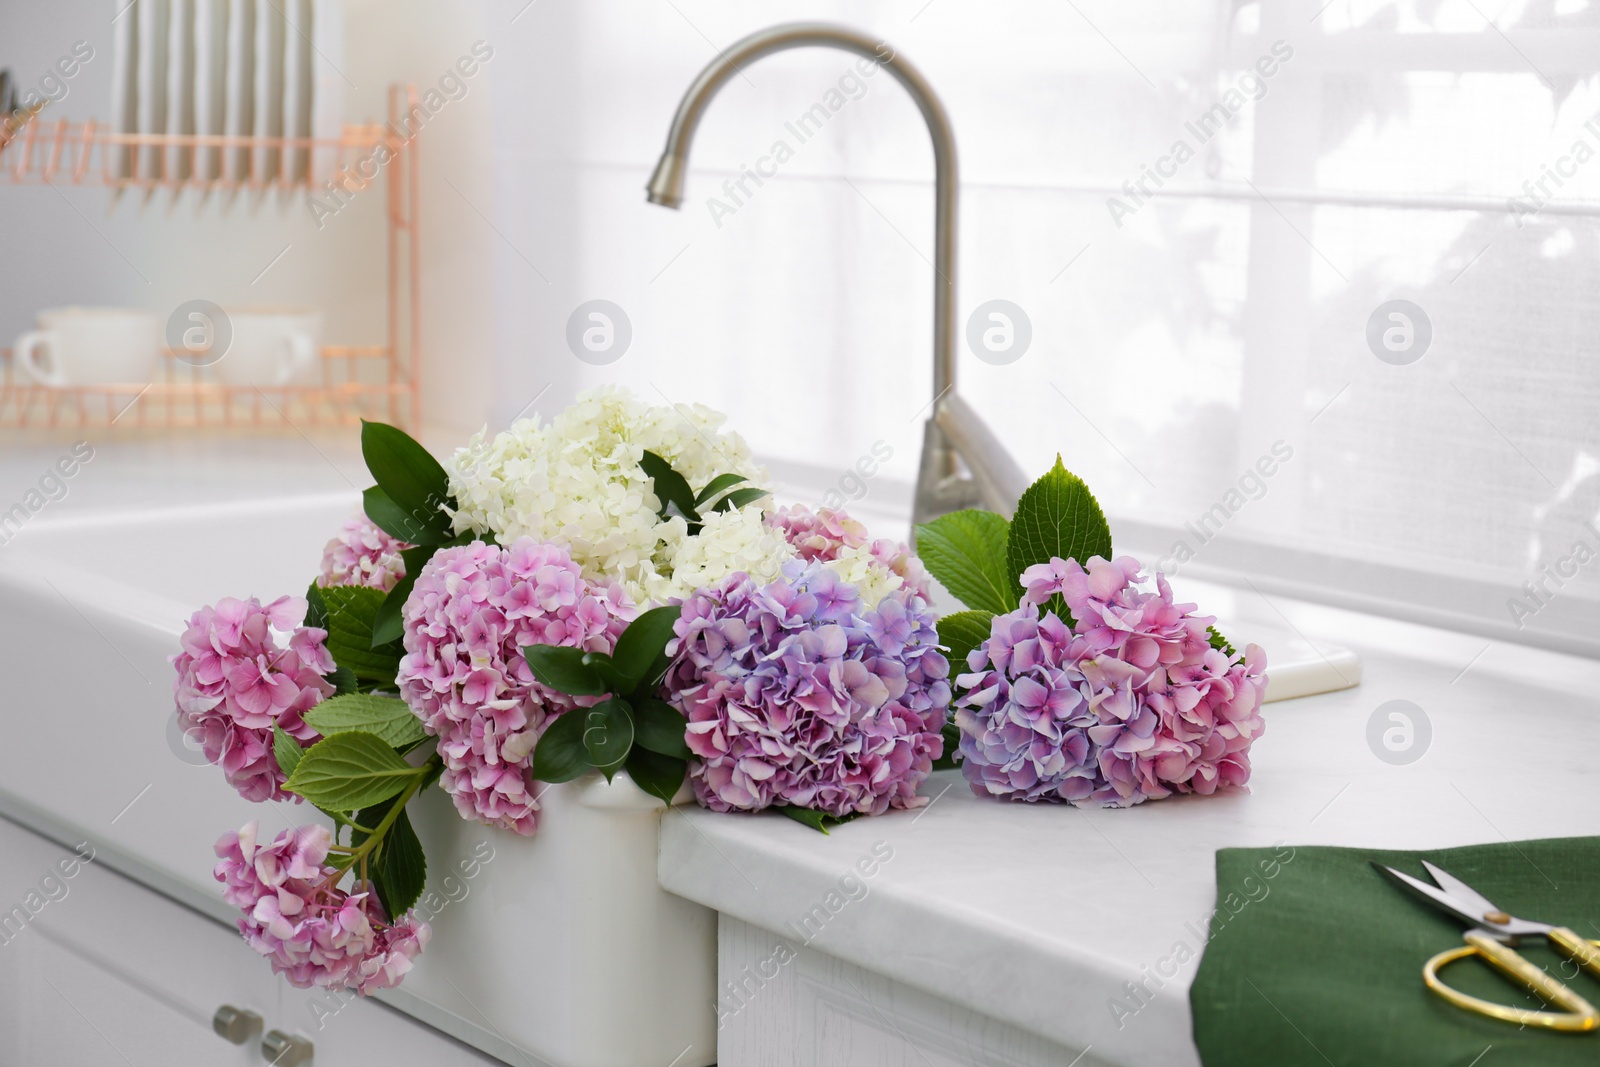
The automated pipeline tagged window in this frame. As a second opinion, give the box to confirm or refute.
[490,0,1599,654]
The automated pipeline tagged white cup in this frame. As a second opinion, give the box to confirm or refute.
[12,307,161,388]
[214,308,324,387]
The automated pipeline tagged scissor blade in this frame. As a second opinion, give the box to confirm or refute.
[1372,862,1501,933]
[1419,861,1552,937]
[1420,862,1504,917]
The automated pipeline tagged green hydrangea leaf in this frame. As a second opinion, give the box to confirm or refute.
[913,510,1017,614]
[283,732,422,811]
[1004,456,1112,619]
[328,666,358,696]
[1208,625,1236,656]
[936,610,995,672]
[930,719,964,771]
[773,806,860,834]
[354,794,427,918]
[272,723,304,780]
[371,572,415,647]
[303,693,426,748]
[320,585,403,683]
[305,581,329,630]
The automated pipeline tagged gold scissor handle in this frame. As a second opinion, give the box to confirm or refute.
[1549,927,1600,981]
[1422,932,1600,1032]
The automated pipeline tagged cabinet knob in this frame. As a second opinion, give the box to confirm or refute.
[212,1005,262,1045]
[261,1030,314,1065]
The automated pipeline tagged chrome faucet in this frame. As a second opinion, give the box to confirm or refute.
[645,22,1028,527]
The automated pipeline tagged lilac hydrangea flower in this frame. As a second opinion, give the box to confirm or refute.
[955,555,1268,808]
[395,538,632,835]
[318,510,412,592]
[954,609,1100,802]
[171,596,335,802]
[213,821,429,994]
[667,559,950,818]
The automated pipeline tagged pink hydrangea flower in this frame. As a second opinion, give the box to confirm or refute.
[766,504,870,559]
[318,511,411,592]
[667,560,950,818]
[172,596,335,802]
[214,822,429,994]
[396,538,632,835]
[766,504,932,599]
[956,555,1267,807]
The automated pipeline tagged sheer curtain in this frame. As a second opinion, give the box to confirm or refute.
[486,0,1599,655]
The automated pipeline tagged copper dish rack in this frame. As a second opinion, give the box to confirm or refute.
[0,84,421,432]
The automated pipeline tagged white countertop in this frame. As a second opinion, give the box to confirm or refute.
[657,601,1600,1067]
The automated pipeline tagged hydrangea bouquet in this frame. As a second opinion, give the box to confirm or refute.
[914,458,1269,806]
[175,388,1269,995]
[174,388,948,993]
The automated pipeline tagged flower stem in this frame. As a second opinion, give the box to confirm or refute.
[315,755,439,898]
[344,756,437,868]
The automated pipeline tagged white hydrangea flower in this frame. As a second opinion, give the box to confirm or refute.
[659,505,796,603]
[822,542,906,611]
[444,386,768,605]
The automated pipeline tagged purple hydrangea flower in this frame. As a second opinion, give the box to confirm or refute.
[954,608,1100,802]
[667,560,950,818]
[956,556,1268,807]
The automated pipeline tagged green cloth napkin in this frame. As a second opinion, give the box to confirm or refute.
[1190,836,1600,1067]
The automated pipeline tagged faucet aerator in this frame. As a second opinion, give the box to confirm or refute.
[646,155,685,209]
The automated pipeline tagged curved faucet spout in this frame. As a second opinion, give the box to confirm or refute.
[647,22,1025,524]
[646,23,955,403]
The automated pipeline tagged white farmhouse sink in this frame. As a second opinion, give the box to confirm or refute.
[0,490,715,1067]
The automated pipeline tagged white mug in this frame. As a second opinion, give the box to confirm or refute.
[214,308,324,387]
[12,307,161,387]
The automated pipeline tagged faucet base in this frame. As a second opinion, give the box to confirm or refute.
[911,417,987,541]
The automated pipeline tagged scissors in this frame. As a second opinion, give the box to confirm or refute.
[1374,860,1600,1032]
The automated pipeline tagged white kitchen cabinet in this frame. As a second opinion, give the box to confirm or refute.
[0,925,260,1067]
[0,815,503,1067]
[717,915,1108,1067]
